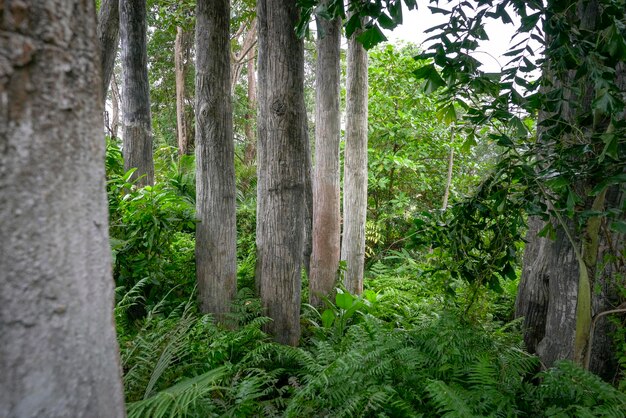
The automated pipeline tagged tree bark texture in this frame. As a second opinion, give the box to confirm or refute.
[175,26,189,155]
[256,0,308,346]
[516,0,625,380]
[309,11,342,306]
[341,17,368,295]
[0,1,126,416]
[111,74,120,138]
[195,0,237,320]
[244,44,257,165]
[442,146,454,210]
[97,0,120,100]
[120,0,154,186]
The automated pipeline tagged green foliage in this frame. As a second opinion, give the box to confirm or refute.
[106,139,196,313]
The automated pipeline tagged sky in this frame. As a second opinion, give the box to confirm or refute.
[382,4,525,73]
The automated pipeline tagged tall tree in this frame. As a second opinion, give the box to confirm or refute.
[98,0,120,100]
[309,8,342,306]
[195,0,237,319]
[256,0,308,345]
[0,1,125,415]
[175,26,192,155]
[515,0,625,380]
[341,12,368,295]
[244,43,257,165]
[120,0,154,186]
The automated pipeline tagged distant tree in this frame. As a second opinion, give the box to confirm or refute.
[195,0,238,320]
[175,26,193,155]
[309,6,342,306]
[0,1,125,415]
[120,0,154,186]
[256,0,309,345]
[341,9,368,295]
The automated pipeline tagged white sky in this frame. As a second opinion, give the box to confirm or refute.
[382,4,524,73]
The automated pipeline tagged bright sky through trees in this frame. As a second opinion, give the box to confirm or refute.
[384,4,526,73]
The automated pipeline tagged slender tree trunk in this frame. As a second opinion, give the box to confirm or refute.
[341,15,368,295]
[310,10,342,306]
[175,26,189,155]
[111,74,120,138]
[256,0,308,345]
[0,1,125,415]
[195,0,237,320]
[120,0,154,186]
[515,0,625,380]
[442,146,454,210]
[98,0,120,100]
[244,44,257,165]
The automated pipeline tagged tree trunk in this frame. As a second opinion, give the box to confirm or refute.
[195,0,237,320]
[309,10,342,306]
[442,146,454,210]
[175,26,189,155]
[98,0,120,100]
[256,0,308,346]
[515,0,625,380]
[120,0,154,186]
[341,16,368,295]
[111,74,120,138]
[0,1,126,416]
[244,44,257,165]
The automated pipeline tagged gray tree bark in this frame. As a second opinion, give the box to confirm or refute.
[97,0,120,100]
[310,10,342,306]
[120,0,154,186]
[111,74,120,138]
[244,44,257,165]
[195,0,237,320]
[256,0,308,345]
[175,26,189,156]
[0,1,126,416]
[341,17,368,295]
[515,0,625,380]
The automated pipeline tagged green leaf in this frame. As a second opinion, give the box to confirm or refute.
[413,64,446,93]
[377,12,395,30]
[356,24,387,49]
[610,221,626,234]
[336,292,354,310]
[321,309,335,328]
[437,103,457,124]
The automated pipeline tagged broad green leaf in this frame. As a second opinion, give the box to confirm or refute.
[336,292,354,310]
[356,24,387,49]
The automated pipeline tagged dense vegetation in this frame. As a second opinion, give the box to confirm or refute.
[107,37,626,416]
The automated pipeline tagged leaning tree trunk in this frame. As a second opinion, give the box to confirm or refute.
[515,0,625,380]
[98,0,120,100]
[195,0,237,320]
[341,15,368,295]
[0,1,126,416]
[120,0,154,186]
[256,0,308,346]
[310,9,342,306]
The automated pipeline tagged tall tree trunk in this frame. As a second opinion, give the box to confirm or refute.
[442,146,454,210]
[120,0,154,186]
[0,1,125,415]
[111,74,120,138]
[98,0,120,100]
[515,0,625,380]
[244,44,257,165]
[341,15,368,295]
[310,10,342,306]
[175,26,189,155]
[195,0,237,320]
[256,0,308,345]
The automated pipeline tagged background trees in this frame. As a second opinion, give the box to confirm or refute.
[0,1,125,415]
[120,0,155,186]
